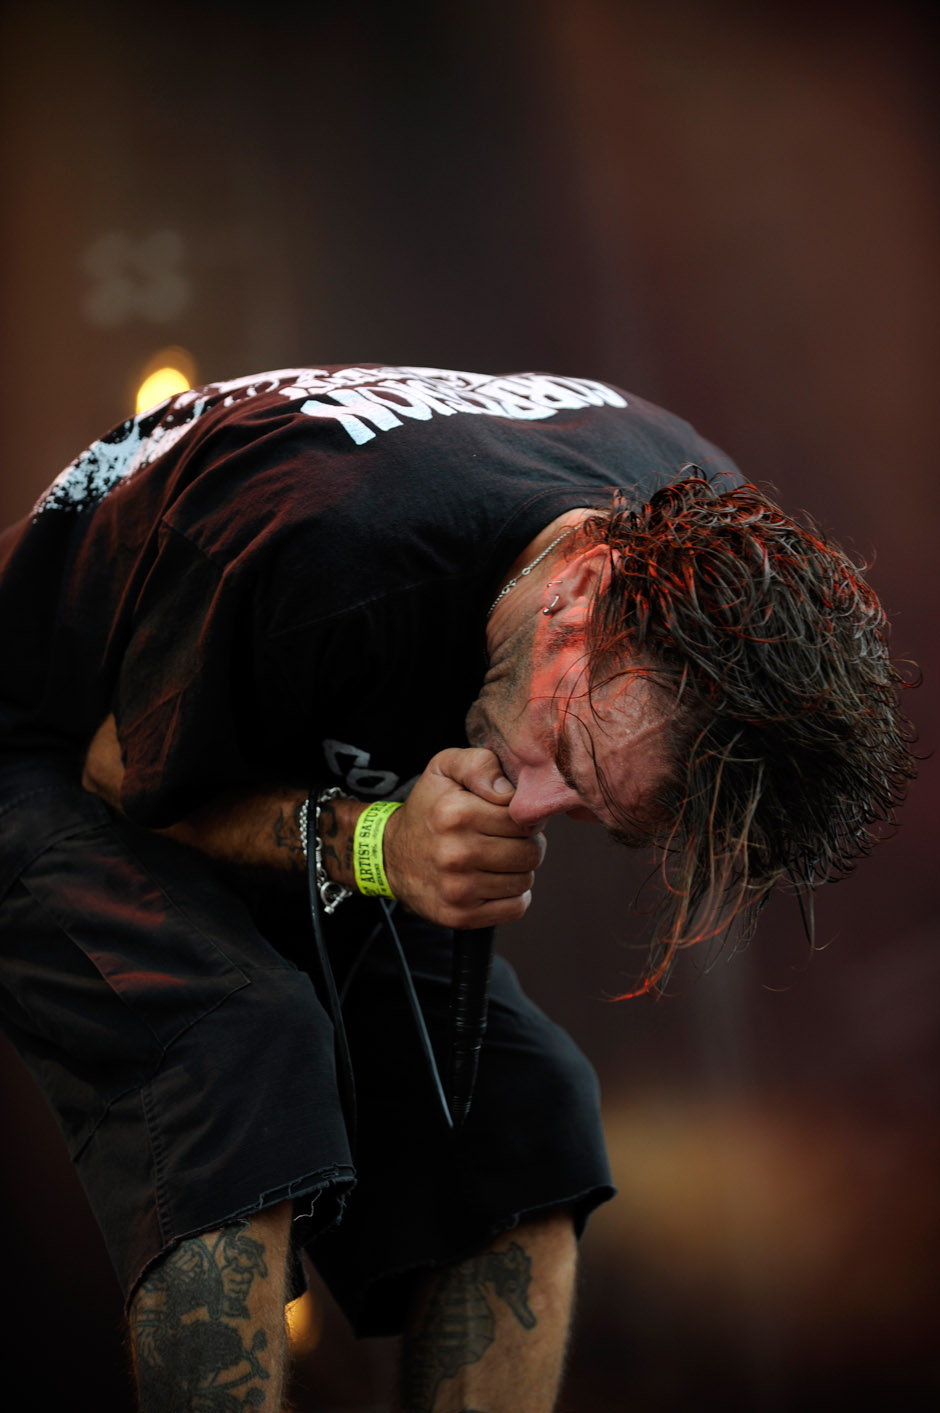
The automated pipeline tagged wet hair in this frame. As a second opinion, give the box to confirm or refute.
[571,472,918,994]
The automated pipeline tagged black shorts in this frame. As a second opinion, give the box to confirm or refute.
[0,755,614,1337]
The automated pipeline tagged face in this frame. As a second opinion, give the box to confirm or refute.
[466,631,674,841]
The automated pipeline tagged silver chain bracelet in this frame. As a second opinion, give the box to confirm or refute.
[300,787,355,914]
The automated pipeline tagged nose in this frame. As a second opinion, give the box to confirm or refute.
[508,765,581,831]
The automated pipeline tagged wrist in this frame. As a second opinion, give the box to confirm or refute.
[314,791,404,904]
[312,791,362,899]
[352,801,402,898]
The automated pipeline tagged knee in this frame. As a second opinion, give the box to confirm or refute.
[510,1206,579,1298]
[129,1202,294,1408]
[130,1199,293,1327]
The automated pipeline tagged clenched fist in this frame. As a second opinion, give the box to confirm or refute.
[381,747,547,929]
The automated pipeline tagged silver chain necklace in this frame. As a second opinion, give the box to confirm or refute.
[487,527,576,617]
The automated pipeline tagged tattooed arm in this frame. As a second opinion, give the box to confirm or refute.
[80,713,365,884]
[162,788,366,886]
[82,714,543,925]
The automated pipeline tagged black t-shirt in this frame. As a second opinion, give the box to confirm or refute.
[0,365,740,827]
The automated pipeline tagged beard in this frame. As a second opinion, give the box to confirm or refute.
[464,607,541,756]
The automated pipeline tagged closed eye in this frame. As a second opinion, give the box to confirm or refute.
[552,725,580,794]
[555,718,660,847]
[609,826,652,849]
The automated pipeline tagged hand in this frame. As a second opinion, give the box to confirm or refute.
[381,747,547,929]
[81,713,125,809]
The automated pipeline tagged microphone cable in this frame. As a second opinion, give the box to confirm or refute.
[306,803,495,1146]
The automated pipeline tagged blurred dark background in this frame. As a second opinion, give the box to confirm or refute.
[1,1,937,1408]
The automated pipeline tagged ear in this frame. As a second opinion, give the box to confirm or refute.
[544,544,614,623]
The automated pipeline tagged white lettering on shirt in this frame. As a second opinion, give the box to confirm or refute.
[32,366,627,516]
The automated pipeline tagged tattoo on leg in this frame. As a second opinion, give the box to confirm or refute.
[401,1241,537,1413]
[130,1229,276,1409]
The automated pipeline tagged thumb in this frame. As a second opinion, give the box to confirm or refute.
[430,747,516,806]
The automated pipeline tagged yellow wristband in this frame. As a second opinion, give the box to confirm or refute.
[353,801,402,899]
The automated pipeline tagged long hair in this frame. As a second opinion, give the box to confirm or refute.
[573,473,917,994]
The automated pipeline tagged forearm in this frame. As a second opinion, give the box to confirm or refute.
[81,713,369,886]
[162,790,379,896]
[84,715,543,926]
[157,788,312,875]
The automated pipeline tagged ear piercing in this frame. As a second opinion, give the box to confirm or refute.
[487,526,576,617]
[543,593,560,615]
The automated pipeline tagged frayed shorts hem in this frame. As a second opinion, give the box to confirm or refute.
[124,1161,357,1312]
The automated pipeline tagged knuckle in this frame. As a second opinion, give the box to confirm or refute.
[440,874,469,906]
[431,793,470,833]
[436,837,470,872]
[466,746,498,772]
[428,803,455,837]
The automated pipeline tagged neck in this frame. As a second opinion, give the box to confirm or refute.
[484,509,591,652]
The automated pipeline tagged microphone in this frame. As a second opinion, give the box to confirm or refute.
[448,927,495,1131]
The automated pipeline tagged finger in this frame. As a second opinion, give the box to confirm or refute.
[443,865,541,910]
[448,891,534,930]
[430,828,545,878]
[472,807,544,840]
[425,786,540,840]
[478,870,537,902]
[463,833,547,873]
[430,746,516,807]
